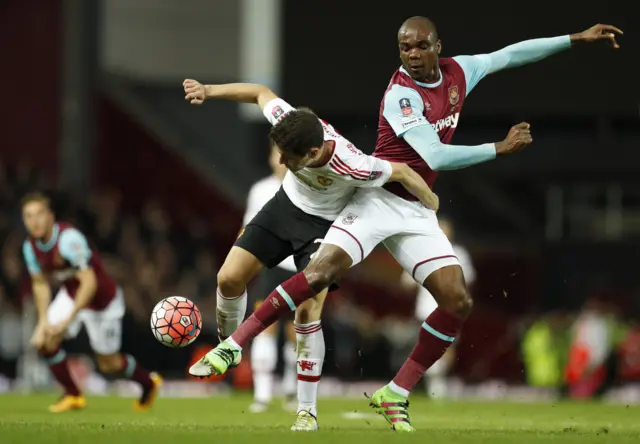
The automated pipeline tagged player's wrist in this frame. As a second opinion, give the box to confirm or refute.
[569,33,584,45]
[203,85,214,99]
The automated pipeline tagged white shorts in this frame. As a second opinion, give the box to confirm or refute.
[47,287,125,355]
[323,187,460,284]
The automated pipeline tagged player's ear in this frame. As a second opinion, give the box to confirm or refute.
[436,40,442,55]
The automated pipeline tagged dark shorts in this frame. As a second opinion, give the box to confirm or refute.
[235,187,338,290]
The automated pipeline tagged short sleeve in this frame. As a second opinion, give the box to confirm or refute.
[382,84,429,137]
[58,229,92,270]
[329,147,393,188]
[262,98,296,126]
[452,55,492,96]
[22,241,42,275]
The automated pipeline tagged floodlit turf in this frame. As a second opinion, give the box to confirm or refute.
[0,393,638,443]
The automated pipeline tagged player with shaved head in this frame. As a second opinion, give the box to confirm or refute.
[365,18,622,431]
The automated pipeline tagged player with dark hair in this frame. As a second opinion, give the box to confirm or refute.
[268,110,325,164]
[21,193,162,412]
[183,79,439,430]
[195,19,622,431]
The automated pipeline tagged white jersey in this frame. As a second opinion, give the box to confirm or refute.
[243,175,296,272]
[263,98,393,220]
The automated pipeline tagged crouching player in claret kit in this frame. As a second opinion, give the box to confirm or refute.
[21,193,162,412]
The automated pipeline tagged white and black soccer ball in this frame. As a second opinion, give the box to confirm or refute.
[150,296,202,348]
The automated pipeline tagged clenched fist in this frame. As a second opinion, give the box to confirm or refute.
[183,79,206,105]
[495,122,533,156]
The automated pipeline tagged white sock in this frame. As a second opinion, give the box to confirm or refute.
[282,341,297,397]
[252,372,273,404]
[295,321,324,417]
[251,333,278,404]
[426,374,448,399]
[388,381,410,398]
[216,287,247,339]
[426,356,447,377]
[425,356,449,399]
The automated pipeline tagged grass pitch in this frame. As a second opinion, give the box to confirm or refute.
[0,393,638,443]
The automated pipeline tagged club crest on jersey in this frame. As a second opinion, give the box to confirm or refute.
[448,86,459,106]
[272,105,284,119]
[399,98,413,116]
[317,176,333,187]
[342,213,358,225]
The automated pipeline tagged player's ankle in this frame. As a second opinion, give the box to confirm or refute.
[386,382,409,399]
[298,404,317,417]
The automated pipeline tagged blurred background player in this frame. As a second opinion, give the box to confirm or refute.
[245,146,298,413]
[21,193,161,412]
[400,217,476,399]
[564,297,615,398]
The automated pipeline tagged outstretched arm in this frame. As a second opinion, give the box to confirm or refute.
[454,23,623,95]
[184,80,278,111]
[184,79,298,126]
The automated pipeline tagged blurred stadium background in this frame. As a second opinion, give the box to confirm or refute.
[0,0,639,406]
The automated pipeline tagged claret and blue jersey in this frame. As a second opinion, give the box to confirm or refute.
[374,35,572,199]
[22,222,117,310]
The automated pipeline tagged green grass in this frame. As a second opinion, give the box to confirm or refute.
[0,393,638,443]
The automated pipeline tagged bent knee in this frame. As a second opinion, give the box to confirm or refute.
[217,267,247,297]
[304,261,345,292]
[303,245,351,291]
[303,268,332,292]
[95,353,124,374]
[440,285,473,318]
[452,287,473,317]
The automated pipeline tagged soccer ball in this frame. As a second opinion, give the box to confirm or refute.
[150,296,202,348]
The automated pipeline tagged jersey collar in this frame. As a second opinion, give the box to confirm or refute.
[399,66,442,88]
[36,223,60,252]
